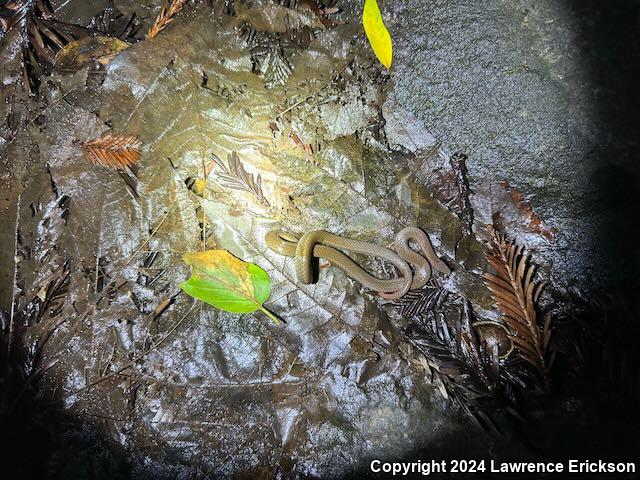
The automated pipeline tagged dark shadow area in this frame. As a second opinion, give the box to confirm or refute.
[1,310,210,480]
[0,312,130,480]
[574,0,640,288]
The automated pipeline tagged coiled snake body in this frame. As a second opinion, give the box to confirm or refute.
[265,227,451,300]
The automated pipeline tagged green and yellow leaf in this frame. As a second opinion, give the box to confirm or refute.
[180,249,280,323]
[363,0,393,69]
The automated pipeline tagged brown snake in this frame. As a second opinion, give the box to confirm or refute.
[265,227,451,300]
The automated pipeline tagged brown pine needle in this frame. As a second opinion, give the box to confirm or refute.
[80,134,142,168]
[147,0,189,39]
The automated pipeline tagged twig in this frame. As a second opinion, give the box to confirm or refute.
[88,194,179,313]
[121,194,179,269]
[7,193,21,355]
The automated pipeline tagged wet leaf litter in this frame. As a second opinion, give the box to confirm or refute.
[0,0,568,477]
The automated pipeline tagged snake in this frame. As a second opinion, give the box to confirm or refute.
[265,227,451,300]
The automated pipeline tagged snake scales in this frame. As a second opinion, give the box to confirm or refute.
[265,228,451,300]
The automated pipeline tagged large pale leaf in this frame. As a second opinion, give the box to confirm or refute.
[234,1,326,33]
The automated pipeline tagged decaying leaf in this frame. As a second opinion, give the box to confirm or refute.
[79,134,142,168]
[450,152,474,234]
[234,1,326,33]
[54,36,130,70]
[1,0,99,93]
[482,227,550,381]
[500,180,556,241]
[429,151,475,234]
[363,0,392,69]
[181,249,280,323]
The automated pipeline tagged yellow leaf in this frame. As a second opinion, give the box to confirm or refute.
[192,178,207,195]
[363,0,393,69]
[54,36,130,70]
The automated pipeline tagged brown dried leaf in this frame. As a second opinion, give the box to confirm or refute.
[54,36,130,70]
[80,134,142,169]
[428,152,474,233]
[500,180,557,241]
[449,152,474,234]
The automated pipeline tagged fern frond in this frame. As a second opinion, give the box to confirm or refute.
[394,279,447,318]
[400,300,516,431]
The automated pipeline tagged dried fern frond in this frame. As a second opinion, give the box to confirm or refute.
[482,227,550,381]
[400,300,510,432]
[0,1,30,33]
[211,152,270,207]
[80,134,142,168]
[147,0,189,39]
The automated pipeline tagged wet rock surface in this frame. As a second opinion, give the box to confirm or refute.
[387,0,640,288]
